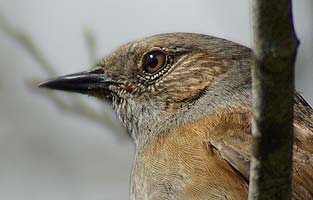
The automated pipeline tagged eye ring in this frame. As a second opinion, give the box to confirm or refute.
[142,50,167,74]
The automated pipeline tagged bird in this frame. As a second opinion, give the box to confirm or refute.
[39,33,313,200]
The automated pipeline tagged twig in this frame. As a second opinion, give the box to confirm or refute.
[84,27,98,66]
[0,14,57,76]
[27,80,126,137]
[0,13,128,141]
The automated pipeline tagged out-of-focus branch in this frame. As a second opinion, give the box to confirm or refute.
[0,13,127,141]
[0,14,57,76]
[248,0,299,199]
[26,80,126,140]
[84,27,98,66]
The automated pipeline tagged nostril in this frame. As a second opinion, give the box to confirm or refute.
[88,67,105,74]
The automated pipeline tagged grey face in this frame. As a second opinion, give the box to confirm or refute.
[39,33,252,143]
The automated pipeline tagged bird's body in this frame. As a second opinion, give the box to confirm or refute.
[131,98,313,200]
[131,107,250,200]
[40,33,313,199]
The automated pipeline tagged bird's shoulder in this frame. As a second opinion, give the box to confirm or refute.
[203,96,313,199]
[293,93,313,198]
[138,107,250,199]
[139,95,313,199]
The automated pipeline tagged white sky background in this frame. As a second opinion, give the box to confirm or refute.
[0,0,312,200]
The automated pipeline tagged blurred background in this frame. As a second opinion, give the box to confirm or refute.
[0,0,312,199]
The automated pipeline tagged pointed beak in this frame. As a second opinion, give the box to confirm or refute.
[38,67,119,96]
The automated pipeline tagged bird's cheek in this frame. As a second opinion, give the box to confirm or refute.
[120,83,136,93]
[165,81,210,103]
[108,83,137,99]
[108,84,121,95]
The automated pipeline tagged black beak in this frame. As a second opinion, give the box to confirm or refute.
[38,67,118,95]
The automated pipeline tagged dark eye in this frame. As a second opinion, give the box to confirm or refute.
[142,50,167,74]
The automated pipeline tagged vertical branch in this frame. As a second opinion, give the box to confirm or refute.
[249,0,299,199]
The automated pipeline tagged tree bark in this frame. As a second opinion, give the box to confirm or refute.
[248,0,299,199]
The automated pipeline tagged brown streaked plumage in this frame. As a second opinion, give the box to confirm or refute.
[39,33,313,199]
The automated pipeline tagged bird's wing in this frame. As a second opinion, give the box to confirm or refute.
[207,111,252,181]
[207,94,313,198]
[292,93,313,198]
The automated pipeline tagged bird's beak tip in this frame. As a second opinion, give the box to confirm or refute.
[37,76,78,93]
[37,67,112,94]
[38,79,54,89]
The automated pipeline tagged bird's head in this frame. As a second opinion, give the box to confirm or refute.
[40,33,252,144]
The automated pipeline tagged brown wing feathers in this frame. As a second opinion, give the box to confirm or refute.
[207,94,313,199]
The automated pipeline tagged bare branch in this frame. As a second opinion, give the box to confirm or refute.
[248,0,299,199]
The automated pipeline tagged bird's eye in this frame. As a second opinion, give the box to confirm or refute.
[142,50,167,74]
